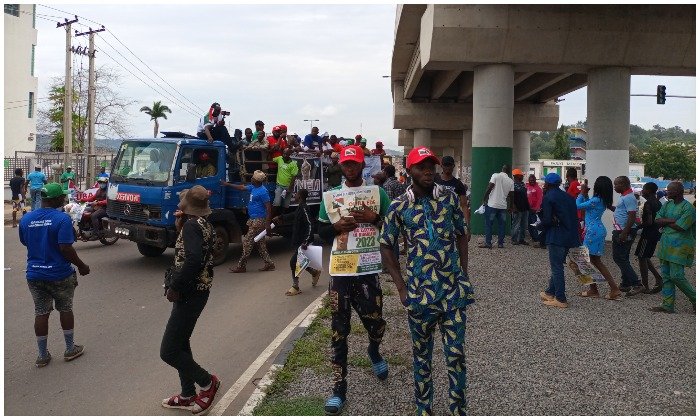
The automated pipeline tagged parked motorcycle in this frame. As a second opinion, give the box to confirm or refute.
[65,186,118,246]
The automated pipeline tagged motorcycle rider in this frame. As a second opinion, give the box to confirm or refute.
[88,177,109,239]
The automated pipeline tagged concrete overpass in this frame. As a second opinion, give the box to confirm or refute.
[390,4,695,233]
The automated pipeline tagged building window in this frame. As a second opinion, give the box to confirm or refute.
[32,4,36,28]
[4,4,19,17]
[28,92,34,119]
[31,45,35,76]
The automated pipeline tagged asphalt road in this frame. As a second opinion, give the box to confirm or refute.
[4,229,327,415]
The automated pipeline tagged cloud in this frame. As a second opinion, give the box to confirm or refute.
[298,104,341,117]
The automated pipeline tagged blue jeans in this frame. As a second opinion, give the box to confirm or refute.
[612,230,640,287]
[511,211,529,243]
[484,205,506,246]
[30,188,42,211]
[545,244,569,302]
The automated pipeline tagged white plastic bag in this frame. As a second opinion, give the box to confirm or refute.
[474,205,486,215]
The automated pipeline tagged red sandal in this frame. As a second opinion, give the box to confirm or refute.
[191,374,221,416]
[161,394,196,411]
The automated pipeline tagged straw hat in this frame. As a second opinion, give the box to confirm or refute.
[178,185,211,217]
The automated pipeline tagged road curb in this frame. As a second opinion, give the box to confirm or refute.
[236,292,328,416]
[210,291,327,416]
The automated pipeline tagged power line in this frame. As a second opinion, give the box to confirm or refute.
[38,4,103,26]
[5,97,50,104]
[105,29,201,112]
[4,98,52,111]
[96,46,200,119]
[95,33,202,117]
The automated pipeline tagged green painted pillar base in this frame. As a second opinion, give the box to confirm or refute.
[470,147,512,235]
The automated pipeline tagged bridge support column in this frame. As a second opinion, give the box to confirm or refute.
[513,131,531,176]
[413,128,431,148]
[461,130,472,184]
[586,67,631,238]
[471,64,514,234]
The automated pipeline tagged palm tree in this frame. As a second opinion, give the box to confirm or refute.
[139,101,172,138]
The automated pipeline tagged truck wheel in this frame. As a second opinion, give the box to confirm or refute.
[212,225,230,266]
[137,243,167,257]
[99,235,119,246]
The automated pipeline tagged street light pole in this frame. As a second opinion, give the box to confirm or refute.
[303,119,319,133]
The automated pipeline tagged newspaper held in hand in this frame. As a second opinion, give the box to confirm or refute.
[530,214,541,227]
[474,205,486,215]
[567,246,606,285]
[253,223,275,242]
[294,245,324,278]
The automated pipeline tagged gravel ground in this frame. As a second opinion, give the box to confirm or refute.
[275,236,696,415]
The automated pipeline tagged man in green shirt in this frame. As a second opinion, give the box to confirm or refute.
[650,181,696,314]
[272,148,299,210]
[60,166,76,190]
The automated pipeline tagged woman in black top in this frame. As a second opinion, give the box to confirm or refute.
[635,182,663,293]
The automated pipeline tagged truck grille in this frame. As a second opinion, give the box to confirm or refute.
[107,201,162,222]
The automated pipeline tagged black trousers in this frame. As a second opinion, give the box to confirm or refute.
[328,274,386,396]
[91,207,107,231]
[160,291,211,397]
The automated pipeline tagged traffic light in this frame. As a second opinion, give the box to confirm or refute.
[657,85,666,104]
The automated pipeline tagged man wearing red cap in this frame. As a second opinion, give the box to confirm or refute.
[380,146,474,416]
[316,145,391,415]
[267,126,287,172]
[371,141,386,157]
[194,151,216,178]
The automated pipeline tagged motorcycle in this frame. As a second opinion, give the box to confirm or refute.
[65,187,119,246]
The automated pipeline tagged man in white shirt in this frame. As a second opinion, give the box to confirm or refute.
[479,164,514,249]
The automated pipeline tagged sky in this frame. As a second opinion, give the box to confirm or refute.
[31,3,696,150]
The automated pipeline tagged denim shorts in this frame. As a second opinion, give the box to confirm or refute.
[273,184,292,208]
[27,273,78,316]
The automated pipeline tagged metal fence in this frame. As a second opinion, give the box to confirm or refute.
[6,151,116,189]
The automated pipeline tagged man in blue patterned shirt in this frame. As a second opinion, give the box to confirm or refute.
[379,146,474,416]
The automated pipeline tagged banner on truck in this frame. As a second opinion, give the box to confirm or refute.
[290,152,323,206]
[322,185,382,276]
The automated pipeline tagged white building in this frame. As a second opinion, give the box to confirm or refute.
[4,4,38,158]
[529,159,645,182]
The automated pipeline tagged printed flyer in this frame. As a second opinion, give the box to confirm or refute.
[567,246,606,285]
[323,185,382,276]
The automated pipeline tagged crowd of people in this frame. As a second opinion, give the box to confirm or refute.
[14,103,696,416]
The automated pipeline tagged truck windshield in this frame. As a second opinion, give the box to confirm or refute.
[111,141,177,185]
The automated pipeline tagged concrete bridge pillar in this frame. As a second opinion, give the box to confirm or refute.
[413,128,431,148]
[461,130,472,183]
[513,131,531,176]
[471,64,514,234]
[586,67,631,238]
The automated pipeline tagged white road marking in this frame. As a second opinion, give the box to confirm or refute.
[209,291,327,416]
[238,364,282,416]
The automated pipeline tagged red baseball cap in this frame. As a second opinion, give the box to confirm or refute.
[406,146,440,169]
[339,145,365,164]
[272,125,281,132]
[278,124,287,131]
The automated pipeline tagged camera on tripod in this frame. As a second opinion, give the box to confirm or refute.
[220,111,231,116]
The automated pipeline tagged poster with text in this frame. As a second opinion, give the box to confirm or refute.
[290,153,323,206]
[362,155,383,186]
[322,185,382,276]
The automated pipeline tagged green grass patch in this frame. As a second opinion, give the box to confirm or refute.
[386,354,411,367]
[253,396,326,416]
[317,295,332,319]
[350,322,365,335]
[347,354,372,368]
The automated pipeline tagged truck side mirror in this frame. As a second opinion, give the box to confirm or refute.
[186,164,196,182]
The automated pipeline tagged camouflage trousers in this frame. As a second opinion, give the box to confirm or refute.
[407,306,467,415]
[328,274,386,396]
[236,218,273,269]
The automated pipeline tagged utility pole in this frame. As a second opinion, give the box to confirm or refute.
[303,119,319,133]
[76,25,105,185]
[57,16,79,177]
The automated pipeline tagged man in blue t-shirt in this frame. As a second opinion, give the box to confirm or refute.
[26,165,47,211]
[613,175,643,295]
[19,183,91,368]
[303,126,322,150]
[221,170,275,272]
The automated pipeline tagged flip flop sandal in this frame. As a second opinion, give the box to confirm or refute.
[324,396,346,415]
[577,291,600,298]
[285,287,302,296]
[605,292,623,301]
[371,358,389,380]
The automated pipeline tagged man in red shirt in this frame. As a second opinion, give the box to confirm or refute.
[565,168,584,240]
[330,135,343,153]
[267,125,288,171]
[371,141,386,156]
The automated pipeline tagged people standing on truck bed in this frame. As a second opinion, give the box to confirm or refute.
[267,125,288,173]
[244,130,267,173]
[325,153,342,189]
[197,102,232,146]
[303,127,323,150]
[222,170,275,273]
[272,148,300,214]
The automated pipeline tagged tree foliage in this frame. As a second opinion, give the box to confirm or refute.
[140,101,172,138]
[642,141,695,181]
[550,125,571,160]
[37,65,136,152]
